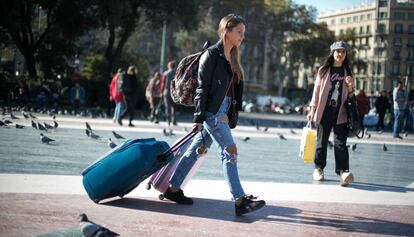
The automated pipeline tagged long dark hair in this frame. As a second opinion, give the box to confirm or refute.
[319,52,353,78]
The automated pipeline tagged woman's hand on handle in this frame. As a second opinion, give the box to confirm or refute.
[193,123,203,132]
[307,107,315,122]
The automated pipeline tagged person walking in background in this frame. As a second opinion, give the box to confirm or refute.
[307,41,356,186]
[356,89,370,132]
[145,72,162,124]
[118,65,138,127]
[109,68,125,124]
[69,82,85,115]
[392,81,407,139]
[374,90,390,132]
[163,14,266,216]
[161,60,177,126]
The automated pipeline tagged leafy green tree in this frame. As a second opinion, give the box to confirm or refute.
[0,0,94,79]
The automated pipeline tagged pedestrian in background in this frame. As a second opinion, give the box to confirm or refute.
[356,89,370,132]
[109,68,125,123]
[392,81,406,139]
[163,13,266,216]
[307,41,355,186]
[374,90,390,132]
[161,60,177,126]
[146,71,162,124]
[69,82,85,115]
[118,65,138,127]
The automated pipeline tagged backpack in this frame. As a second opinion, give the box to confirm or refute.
[170,41,211,106]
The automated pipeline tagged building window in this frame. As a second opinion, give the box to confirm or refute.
[392,63,400,75]
[379,0,388,7]
[408,38,414,47]
[330,19,336,25]
[353,16,358,22]
[378,24,386,33]
[407,64,413,76]
[408,51,414,61]
[393,12,405,19]
[367,13,372,20]
[394,37,402,46]
[394,50,401,60]
[409,13,414,20]
[409,25,414,34]
[340,29,344,35]
[366,25,371,34]
[394,24,403,34]
[360,14,365,21]
[340,18,344,24]
[379,12,388,19]
[359,26,364,34]
[347,17,351,23]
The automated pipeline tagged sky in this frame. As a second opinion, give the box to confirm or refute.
[293,0,374,15]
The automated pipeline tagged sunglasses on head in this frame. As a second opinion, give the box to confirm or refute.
[228,13,245,22]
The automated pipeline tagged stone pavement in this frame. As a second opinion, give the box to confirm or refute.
[0,114,413,236]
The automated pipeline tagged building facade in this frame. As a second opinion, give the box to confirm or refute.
[318,0,414,94]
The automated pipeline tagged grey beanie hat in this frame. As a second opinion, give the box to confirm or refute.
[330,41,348,53]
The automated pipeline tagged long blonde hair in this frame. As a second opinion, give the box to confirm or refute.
[218,14,245,81]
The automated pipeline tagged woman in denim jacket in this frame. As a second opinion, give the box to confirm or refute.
[164,14,265,216]
[307,41,356,186]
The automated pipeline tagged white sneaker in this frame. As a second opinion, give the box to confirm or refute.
[313,168,324,181]
[340,171,354,186]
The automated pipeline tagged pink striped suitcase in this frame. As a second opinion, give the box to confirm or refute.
[146,131,206,200]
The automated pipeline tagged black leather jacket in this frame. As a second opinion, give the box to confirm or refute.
[193,41,244,123]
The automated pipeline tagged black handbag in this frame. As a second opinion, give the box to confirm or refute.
[227,82,238,129]
[346,95,364,139]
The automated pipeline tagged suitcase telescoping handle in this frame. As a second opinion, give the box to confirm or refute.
[157,129,199,162]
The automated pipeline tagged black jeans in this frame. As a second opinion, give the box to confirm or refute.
[376,111,386,131]
[314,106,349,175]
[164,95,176,125]
[119,94,137,123]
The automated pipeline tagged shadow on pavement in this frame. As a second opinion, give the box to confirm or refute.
[103,197,414,236]
[350,182,414,193]
[261,209,414,236]
[103,197,300,224]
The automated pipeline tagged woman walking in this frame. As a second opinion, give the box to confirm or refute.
[163,13,266,216]
[307,41,356,186]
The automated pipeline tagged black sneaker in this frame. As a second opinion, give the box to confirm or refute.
[235,195,266,216]
[163,187,193,205]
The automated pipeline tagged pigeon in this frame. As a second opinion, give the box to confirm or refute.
[108,138,117,149]
[40,133,55,144]
[383,144,388,151]
[290,129,297,134]
[255,124,260,131]
[31,120,38,129]
[10,113,19,119]
[0,120,7,127]
[404,132,408,137]
[85,129,91,137]
[89,131,101,139]
[54,121,58,128]
[263,127,269,132]
[366,133,371,139]
[79,213,119,237]
[277,133,287,140]
[3,119,12,124]
[163,128,170,136]
[37,122,47,131]
[29,113,37,119]
[85,122,92,131]
[22,112,29,119]
[15,124,24,129]
[112,131,125,139]
[44,122,54,129]
[351,143,357,151]
[242,137,251,142]
[52,115,56,120]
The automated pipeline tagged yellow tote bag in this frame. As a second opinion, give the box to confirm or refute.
[299,122,317,163]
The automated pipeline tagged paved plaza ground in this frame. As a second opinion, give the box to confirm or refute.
[0,113,413,236]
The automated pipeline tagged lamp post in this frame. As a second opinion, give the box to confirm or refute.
[160,21,167,73]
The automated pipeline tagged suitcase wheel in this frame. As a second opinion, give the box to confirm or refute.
[158,194,164,200]
[146,182,151,190]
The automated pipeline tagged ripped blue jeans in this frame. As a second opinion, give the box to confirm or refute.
[169,96,245,200]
